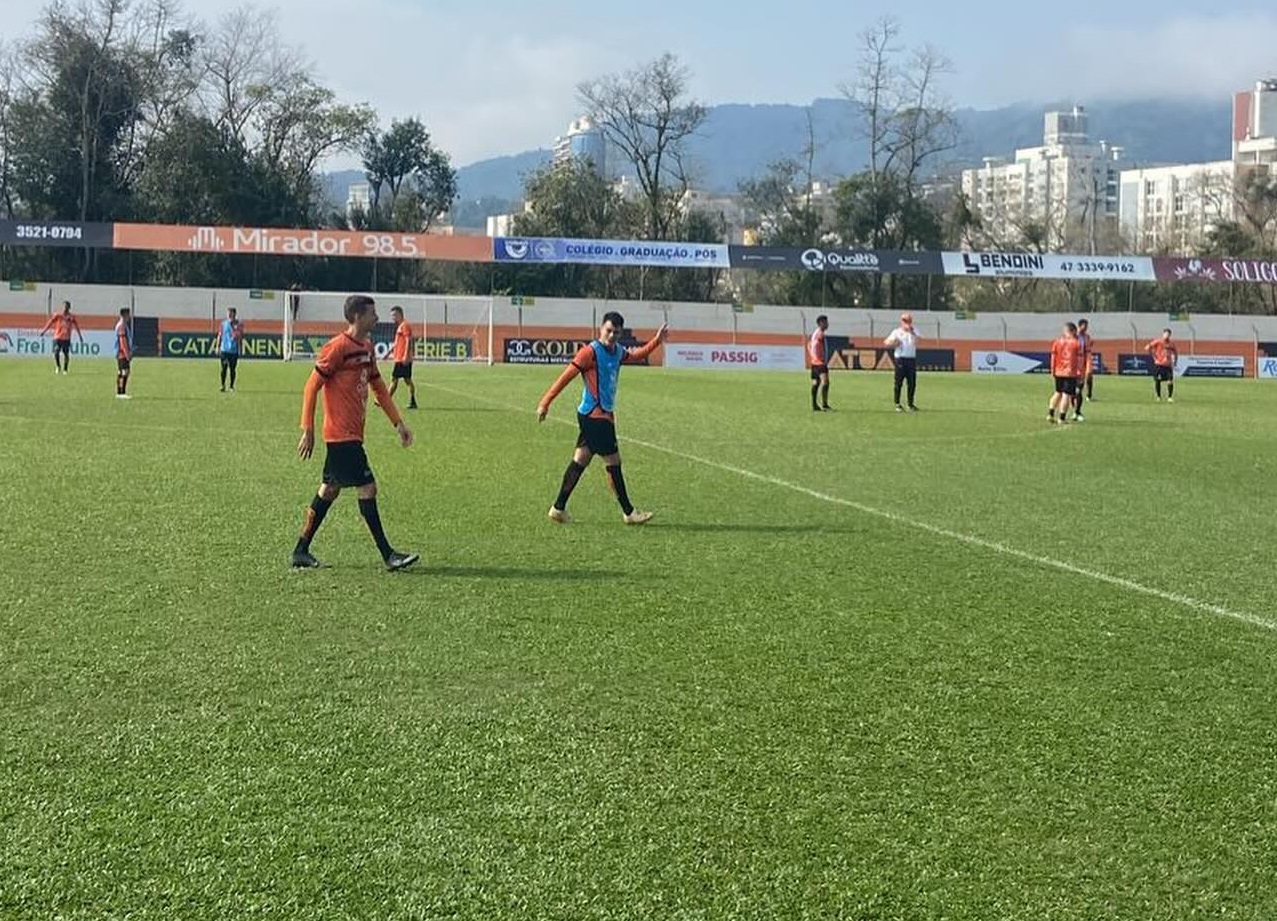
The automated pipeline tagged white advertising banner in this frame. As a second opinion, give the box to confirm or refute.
[0,328,119,358]
[1174,355,1245,378]
[971,350,1048,374]
[1258,357,1277,379]
[665,343,806,371]
[943,251,1157,281]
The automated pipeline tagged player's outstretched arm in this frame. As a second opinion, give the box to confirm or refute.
[537,345,594,421]
[622,323,670,364]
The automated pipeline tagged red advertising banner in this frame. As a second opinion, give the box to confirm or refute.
[1154,257,1277,284]
[111,223,492,262]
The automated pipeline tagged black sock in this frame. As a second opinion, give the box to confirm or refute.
[296,495,334,552]
[1087,379,1093,399]
[1168,382,1174,399]
[220,363,227,388]
[1155,380,1162,398]
[555,461,586,510]
[821,383,830,407]
[810,384,819,409]
[607,464,634,516]
[1049,408,1056,419]
[229,363,237,388]
[358,498,394,559]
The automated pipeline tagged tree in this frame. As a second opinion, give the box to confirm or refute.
[578,52,707,240]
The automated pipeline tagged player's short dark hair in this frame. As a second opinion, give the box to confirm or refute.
[228,307,237,316]
[1163,327,1172,335]
[119,307,130,317]
[62,300,71,310]
[390,305,404,315]
[1078,317,1089,327]
[343,295,375,323]
[602,311,625,329]
[816,314,828,325]
[1066,322,1078,334]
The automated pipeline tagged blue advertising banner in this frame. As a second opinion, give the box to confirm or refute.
[728,246,942,275]
[494,236,730,269]
[1118,353,1153,376]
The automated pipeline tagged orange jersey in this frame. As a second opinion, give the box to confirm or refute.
[1148,339,1176,367]
[312,333,382,443]
[392,321,413,363]
[1051,336,1081,378]
[52,314,77,339]
[808,328,827,366]
[114,319,132,359]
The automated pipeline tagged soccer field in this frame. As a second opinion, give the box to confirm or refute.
[3,358,1276,920]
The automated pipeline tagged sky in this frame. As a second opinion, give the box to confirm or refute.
[4,0,1277,166]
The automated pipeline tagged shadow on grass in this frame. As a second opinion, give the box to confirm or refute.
[654,522,860,535]
[397,565,613,581]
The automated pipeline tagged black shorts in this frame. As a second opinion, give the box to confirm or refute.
[220,351,239,367]
[1053,376,1077,395]
[54,338,71,355]
[117,357,131,372]
[576,413,619,456]
[1153,365,1174,382]
[322,441,375,488]
[810,363,829,381]
[392,362,413,381]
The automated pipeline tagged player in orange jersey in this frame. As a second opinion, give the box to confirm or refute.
[292,295,418,571]
[1047,322,1081,424]
[1073,317,1092,421]
[808,314,831,411]
[536,311,667,525]
[114,308,133,399]
[38,301,84,374]
[387,305,418,410]
[1146,328,1178,402]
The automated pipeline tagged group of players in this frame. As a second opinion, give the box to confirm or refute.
[34,296,1185,571]
[1047,321,1180,424]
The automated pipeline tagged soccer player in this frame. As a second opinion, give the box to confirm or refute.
[809,314,831,412]
[1078,317,1096,402]
[884,311,920,412]
[1073,317,1092,421]
[1047,322,1081,424]
[114,308,133,399]
[218,307,243,392]
[387,305,418,410]
[1146,328,1178,402]
[535,311,668,525]
[292,294,419,572]
[38,301,84,374]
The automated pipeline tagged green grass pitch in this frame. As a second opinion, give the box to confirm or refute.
[3,357,1276,920]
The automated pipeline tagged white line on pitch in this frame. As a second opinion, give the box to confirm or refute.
[428,380,1274,633]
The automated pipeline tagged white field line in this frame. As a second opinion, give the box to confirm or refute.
[423,381,1276,634]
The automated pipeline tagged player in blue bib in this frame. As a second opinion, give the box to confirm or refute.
[218,307,243,392]
[536,311,668,525]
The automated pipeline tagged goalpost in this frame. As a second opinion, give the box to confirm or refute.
[283,291,494,364]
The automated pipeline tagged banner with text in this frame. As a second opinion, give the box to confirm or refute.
[943,251,1156,281]
[1154,257,1277,284]
[494,236,730,269]
[971,350,1050,374]
[160,331,476,361]
[823,336,955,372]
[0,328,120,358]
[664,343,805,371]
[502,337,651,366]
[1175,355,1245,378]
[728,246,942,275]
[1,220,115,249]
[114,223,491,262]
[1258,356,1277,379]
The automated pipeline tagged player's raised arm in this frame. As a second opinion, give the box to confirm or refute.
[622,323,669,364]
[536,345,594,421]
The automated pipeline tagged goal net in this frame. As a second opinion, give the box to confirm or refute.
[283,291,494,364]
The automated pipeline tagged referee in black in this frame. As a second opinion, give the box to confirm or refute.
[885,312,920,412]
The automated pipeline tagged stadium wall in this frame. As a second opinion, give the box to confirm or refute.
[1,282,1273,373]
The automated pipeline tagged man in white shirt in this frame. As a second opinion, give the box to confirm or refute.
[884,312,920,412]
